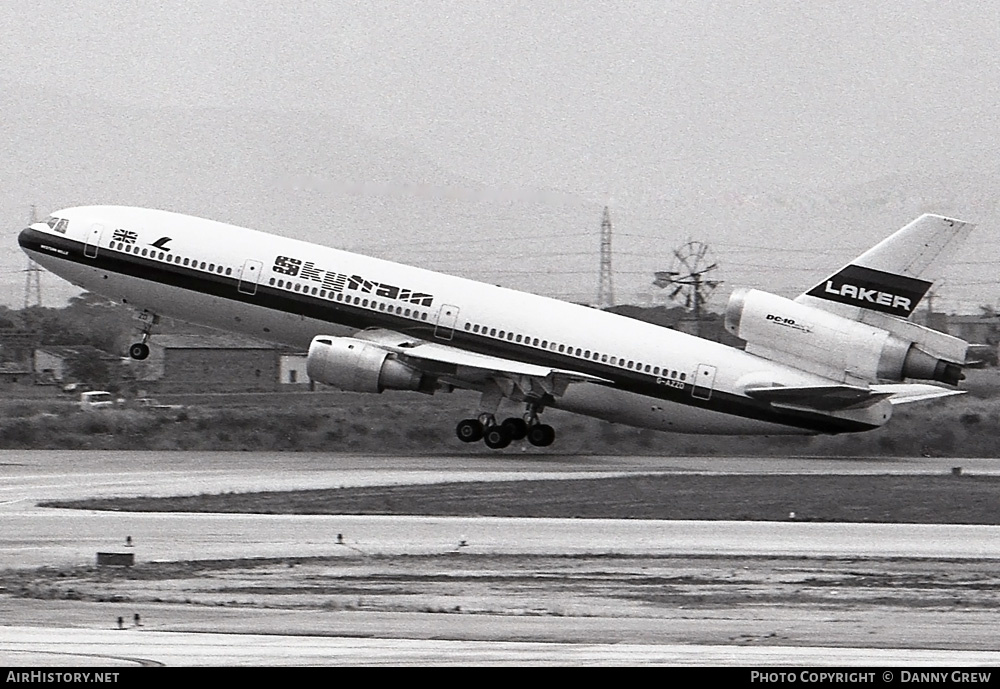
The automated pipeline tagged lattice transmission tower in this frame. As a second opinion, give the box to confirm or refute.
[596,206,615,308]
[24,205,43,308]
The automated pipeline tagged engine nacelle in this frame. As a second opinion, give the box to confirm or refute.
[725,288,965,385]
[306,336,427,393]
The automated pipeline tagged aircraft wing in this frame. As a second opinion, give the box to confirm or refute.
[745,382,964,411]
[353,328,609,396]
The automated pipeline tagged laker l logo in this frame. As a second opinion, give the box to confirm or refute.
[151,237,173,251]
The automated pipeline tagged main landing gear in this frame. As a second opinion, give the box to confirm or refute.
[456,382,556,449]
[456,406,556,449]
[128,309,159,360]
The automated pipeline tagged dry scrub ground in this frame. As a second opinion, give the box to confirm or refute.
[3,554,999,650]
[4,367,1000,456]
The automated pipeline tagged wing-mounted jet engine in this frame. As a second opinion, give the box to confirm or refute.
[306,336,431,393]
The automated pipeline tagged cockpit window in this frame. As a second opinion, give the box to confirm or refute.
[45,217,68,234]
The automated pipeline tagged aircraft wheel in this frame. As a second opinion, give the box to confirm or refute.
[128,343,150,360]
[501,417,528,440]
[456,418,484,443]
[527,423,555,447]
[483,425,512,449]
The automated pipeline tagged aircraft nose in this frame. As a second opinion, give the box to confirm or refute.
[18,224,47,252]
[18,226,34,249]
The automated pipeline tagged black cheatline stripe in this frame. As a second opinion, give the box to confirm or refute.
[20,228,878,434]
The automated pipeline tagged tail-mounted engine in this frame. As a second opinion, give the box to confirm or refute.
[306,336,429,393]
[725,288,966,385]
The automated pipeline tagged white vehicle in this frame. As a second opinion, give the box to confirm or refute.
[20,206,974,449]
[79,390,114,410]
[133,397,185,411]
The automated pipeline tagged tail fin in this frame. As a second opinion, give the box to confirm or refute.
[797,214,975,319]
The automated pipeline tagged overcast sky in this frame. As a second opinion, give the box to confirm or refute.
[4,1,1000,311]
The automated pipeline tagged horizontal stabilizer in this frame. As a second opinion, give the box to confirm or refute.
[870,383,967,405]
[745,384,892,411]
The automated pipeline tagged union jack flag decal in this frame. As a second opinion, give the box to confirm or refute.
[112,228,138,244]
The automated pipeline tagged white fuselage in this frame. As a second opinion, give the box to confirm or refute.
[19,206,894,435]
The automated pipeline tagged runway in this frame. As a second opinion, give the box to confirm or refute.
[4,626,1000,667]
[3,450,1000,666]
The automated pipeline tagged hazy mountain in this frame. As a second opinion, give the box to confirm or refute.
[2,82,996,313]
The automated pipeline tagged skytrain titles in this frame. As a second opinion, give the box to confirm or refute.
[273,255,434,307]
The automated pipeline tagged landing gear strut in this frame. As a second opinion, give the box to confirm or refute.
[128,309,159,360]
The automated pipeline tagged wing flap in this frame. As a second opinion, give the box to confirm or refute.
[397,342,606,382]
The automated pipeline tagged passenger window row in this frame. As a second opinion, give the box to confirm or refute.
[112,241,232,276]
[462,320,687,381]
[266,276,431,322]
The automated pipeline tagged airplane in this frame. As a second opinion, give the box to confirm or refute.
[19,206,975,449]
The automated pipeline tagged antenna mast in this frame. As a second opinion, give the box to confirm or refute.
[24,205,43,309]
[596,206,615,308]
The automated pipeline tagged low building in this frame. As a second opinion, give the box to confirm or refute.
[130,334,285,392]
[0,329,40,371]
[279,353,311,386]
[945,314,1000,346]
[33,345,120,385]
[0,361,32,385]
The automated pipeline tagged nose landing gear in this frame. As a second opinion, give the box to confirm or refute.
[128,309,159,360]
[128,342,150,360]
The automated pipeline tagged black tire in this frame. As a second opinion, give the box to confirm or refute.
[527,423,555,447]
[128,342,150,361]
[456,418,484,443]
[483,425,512,449]
[501,417,528,440]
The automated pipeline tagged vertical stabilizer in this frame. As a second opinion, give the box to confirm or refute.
[796,214,974,319]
